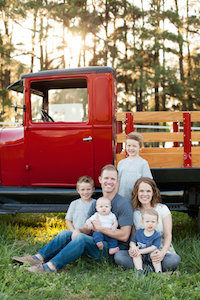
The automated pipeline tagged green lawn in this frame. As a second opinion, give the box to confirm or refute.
[0,212,200,299]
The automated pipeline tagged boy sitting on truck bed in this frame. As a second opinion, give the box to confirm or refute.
[117,132,152,201]
[12,175,96,266]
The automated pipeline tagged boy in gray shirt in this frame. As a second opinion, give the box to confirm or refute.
[117,132,152,201]
[13,175,95,266]
[65,176,96,233]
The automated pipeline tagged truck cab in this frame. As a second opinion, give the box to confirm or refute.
[1,66,200,219]
[0,67,117,213]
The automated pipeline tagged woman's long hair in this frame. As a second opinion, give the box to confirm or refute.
[132,177,161,209]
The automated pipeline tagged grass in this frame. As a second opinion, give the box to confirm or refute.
[0,212,200,299]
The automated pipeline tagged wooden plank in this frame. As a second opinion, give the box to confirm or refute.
[116,147,200,168]
[141,147,200,154]
[140,147,184,154]
[192,154,200,167]
[117,147,200,155]
[140,152,184,168]
[117,132,200,143]
[117,132,184,143]
[116,111,200,123]
[115,152,183,168]
[116,133,126,143]
[142,132,183,142]
[116,112,127,122]
[190,111,200,122]
[141,152,200,168]
[133,112,184,123]
[191,132,200,142]
[115,153,126,165]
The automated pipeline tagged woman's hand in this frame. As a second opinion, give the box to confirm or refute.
[150,249,165,263]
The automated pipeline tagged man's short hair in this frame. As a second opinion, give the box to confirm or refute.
[101,164,118,176]
[141,208,159,220]
[76,176,94,189]
[126,131,143,148]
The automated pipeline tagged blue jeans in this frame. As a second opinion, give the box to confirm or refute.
[114,250,181,272]
[93,232,118,249]
[37,230,109,270]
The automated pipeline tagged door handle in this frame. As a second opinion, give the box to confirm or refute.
[83,136,92,142]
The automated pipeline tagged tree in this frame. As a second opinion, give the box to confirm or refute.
[0,0,25,121]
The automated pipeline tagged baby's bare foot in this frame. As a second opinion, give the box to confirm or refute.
[109,247,119,255]
[96,242,104,250]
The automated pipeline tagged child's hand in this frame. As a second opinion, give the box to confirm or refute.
[71,229,81,240]
[129,245,140,257]
[138,249,143,255]
[132,247,140,257]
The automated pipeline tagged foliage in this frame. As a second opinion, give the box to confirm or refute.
[0,211,200,299]
[0,0,200,121]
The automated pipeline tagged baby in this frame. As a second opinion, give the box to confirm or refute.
[86,197,119,255]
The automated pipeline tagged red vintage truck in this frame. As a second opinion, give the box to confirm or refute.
[1,67,200,220]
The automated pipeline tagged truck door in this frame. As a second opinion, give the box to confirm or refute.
[26,77,93,187]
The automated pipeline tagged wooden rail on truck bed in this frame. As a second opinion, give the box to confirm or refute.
[116,111,200,168]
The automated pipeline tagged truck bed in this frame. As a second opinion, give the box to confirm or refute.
[116,111,200,215]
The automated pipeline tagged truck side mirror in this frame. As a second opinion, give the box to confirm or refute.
[10,101,26,112]
[14,101,17,112]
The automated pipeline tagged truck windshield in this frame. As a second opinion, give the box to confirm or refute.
[31,78,88,123]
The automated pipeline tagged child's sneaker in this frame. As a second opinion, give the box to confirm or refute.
[136,269,144,276]
[27,263,55,273]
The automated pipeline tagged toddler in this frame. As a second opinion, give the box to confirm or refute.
[130,208,162,274]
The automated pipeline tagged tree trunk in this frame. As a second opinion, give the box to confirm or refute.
[174,0,186,110]
[31,10,37,72]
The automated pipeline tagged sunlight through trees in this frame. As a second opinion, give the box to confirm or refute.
[0,0,199,121]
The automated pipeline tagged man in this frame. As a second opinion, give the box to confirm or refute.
[13,164,133,273]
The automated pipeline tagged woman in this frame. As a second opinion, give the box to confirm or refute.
[114,177,181,272]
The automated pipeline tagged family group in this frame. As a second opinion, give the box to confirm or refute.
[13,132,181,274]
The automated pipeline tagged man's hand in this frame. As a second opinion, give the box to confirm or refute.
[111,224,117,231]
[86,220,94,230]
[92,215,102,232]
[112,219,118,231]
[71,229,81,240]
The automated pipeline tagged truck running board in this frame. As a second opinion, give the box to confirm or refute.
[165,203,187,211]
[0,203,70,214]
